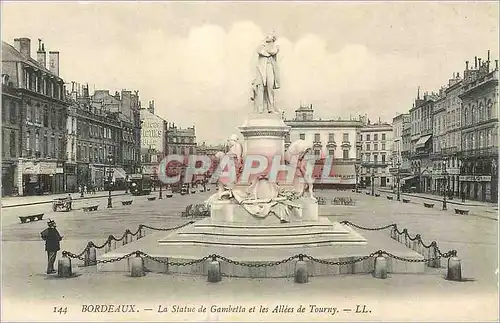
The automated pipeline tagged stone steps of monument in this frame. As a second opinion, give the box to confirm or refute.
[190,222,349,236]
[157,232,367,247]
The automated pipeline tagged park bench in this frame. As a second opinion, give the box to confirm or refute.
[165,191,173,198]
[121,200,133,206]
[402,199,410,203]
[147,196,157,201]
[424,202,434,208]
[317,197,327,205]
[190,189,196,194]
[387,196,394,200]
[19,213,44,224]
[375,193,380,197]
[455,208,469,215]
[82,205,99,212]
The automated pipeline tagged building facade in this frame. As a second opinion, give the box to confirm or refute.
[359,120,394,188]
[409,91,437,192]
[92,89,142,176]
[2,38,68,196]
[166,123,197,156]
[285,104,362,188]
[392,113,410,167]
[140,100,167,176]
[66,83,123,192]
[459,54,499,202]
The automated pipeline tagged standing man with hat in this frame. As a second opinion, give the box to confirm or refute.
[40,219,63,274]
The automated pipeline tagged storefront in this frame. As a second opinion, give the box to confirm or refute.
[65,164,77,193]
[459,175,494,202]
[21,161,65,196]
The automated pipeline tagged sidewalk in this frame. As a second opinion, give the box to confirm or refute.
[1,190,129,208]
[378,188,498,209]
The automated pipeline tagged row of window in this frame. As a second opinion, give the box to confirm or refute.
[365,143,387,151]
[462,129,497,151]
[25,103,65,130]
[169,136,195,144]
[311,149,350,159]
[463,100,494,126]
[168,146,196,155]
[360,153,387,164]
[77,120,115,140]
[25,131,65,159]
[362,133,387,141]
[2,129,17,158]
[291,133,351,143]
[24,69,63,100]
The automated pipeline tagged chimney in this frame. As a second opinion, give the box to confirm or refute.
[487,50,490,62]
[466,61,469,70]
[48,51,60,76]
[456,72,460,78]
[82,84,89,98]
[475,56,478,69]
[14,37,31,57]
[36,39,46,68]
[478,58,482,67]
[148,100,155,114]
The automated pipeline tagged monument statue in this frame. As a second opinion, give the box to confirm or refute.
[250,33,280,114]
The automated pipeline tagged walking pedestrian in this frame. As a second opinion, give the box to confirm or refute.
[66,194,73,211]
[40,219,63,274]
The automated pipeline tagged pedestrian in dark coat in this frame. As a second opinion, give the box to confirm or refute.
[40,219,63,274]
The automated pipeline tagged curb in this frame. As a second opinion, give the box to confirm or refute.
[378,189,496,208]
[1,193,129,209]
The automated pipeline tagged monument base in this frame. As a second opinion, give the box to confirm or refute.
[97,217,425,277]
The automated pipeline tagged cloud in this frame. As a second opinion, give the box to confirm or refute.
[113,21,426,143]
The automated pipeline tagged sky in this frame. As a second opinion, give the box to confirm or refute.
[2,2,498,144]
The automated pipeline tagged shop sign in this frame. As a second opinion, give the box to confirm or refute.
[23,162,57,175]
[459,175,492,182]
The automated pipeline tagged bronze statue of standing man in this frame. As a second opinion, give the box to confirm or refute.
[251,33,280,114]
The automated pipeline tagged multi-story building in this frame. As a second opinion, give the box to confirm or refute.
[66,83,123,192]
[1,74,22,196]
[92,89,142,175]
[409,90,437,192]
[166,123,197,155]
[431,73,463,197]
[459,53,499,202]
[359,119,393,188]
[285,104,362,188]
[392,113,410,166]
[2,38,68,196]
[140,100,168,177]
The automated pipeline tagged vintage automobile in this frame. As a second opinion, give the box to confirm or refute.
[129,174,152,196]
[52,197,71,212]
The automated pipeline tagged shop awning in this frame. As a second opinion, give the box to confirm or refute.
[112,168,127,180]
[402,175,418,182]
[415,135,432,149]
[316,163,356,184]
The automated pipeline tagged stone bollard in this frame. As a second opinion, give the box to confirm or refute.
[390,227,396,240]
[294,255,308,284]
[207,255,222,283]
[130,252,145,277]
[58,252,73,278]
[373,253,388,279]
[138,226,144,239]
[446,252,462,281]
[428,242,441,268]
[84,243,97,266]
[123,231,129,246]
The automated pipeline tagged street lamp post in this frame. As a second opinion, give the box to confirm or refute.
[124,175,129,194]
[158,172,163,199]
[355,164,359,193]
[442,158,447,210]
[371,168,375,196]
[396,160,401,201]
[107,152,114,209]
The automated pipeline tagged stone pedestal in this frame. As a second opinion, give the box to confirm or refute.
[239,113,290,183]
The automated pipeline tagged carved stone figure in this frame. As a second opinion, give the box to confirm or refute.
[286,139,315,199]
[251,33,280,114]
